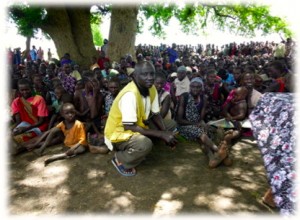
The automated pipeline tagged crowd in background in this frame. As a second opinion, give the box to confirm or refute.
[7,37,296,214]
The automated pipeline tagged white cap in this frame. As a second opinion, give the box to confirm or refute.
[109,69,119,75]
[170,72,177,77]
[186,66,192,73]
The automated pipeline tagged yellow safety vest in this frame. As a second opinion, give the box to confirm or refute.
[104,81,157,143]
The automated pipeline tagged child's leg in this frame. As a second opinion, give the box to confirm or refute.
[28,133,64,151]
[44,153,68,166]
[208,141,229,168]
[34,127,63,156]
[199,133,219,152]
[66,145,86,156]
[199,132,228,168]
[23,130,51,150]
[44,145,86,166]
[10,139,27,155]
[224,129,241,146]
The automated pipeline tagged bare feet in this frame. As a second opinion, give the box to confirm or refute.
[217,141,228,159]
[222,156,233,166]
[222,143,233,166]
[208,141,228,168]
[262,188,276,208]
[44,158,54,166]
[224,130,234,145]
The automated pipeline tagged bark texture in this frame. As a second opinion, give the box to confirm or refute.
[107,5,138,63]
[40,7,97,69]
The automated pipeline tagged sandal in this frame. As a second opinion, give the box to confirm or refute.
[111,157,136,177]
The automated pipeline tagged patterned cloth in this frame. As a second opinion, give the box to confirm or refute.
[177,93,206,141]
[249,93,296,215]
[204,83,223,121]
[104,92,114,115]
[58,71,77,95]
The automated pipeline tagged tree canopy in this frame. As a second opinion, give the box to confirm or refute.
[8,2,293,67]
[140,3,292,38]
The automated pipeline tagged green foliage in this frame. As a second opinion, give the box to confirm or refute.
[139,3,292,38]
[91,4,111,16]
[9,4,106,47]
[90,12,102,25]
[91,23,103,47]
[8,4,46,37]
[9,2,293,44]
[90,9,107,47]
[140,3,178,38]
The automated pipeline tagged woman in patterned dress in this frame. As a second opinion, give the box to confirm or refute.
[249,92,295,215]
[176,77,228,168]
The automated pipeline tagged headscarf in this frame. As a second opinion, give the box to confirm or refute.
[190,77,204,90]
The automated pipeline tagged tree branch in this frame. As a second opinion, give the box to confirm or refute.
[212,6,236,20]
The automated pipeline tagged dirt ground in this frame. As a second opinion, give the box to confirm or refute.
[9,136,279,216]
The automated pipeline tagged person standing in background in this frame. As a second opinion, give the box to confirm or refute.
[37,46,44,61]
[47,48,52,61]
[30,45,37,62]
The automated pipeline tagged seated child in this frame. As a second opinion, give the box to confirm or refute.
[220,86,248,145]
[32,103,88,166]
[101,77,121,126]
[73,71,103,135]
[10,79,49,155]
[154,73,172,119]
[47,85,74,129]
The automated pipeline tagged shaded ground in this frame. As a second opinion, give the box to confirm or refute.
[9,136,279,216]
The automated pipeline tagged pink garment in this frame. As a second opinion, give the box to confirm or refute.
[163,82,172,93]
[222,89,236,108]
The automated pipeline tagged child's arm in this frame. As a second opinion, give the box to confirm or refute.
[66,122,87,155]
[160,94,171,119]
[48,113,58,130]
[200,95,207,121]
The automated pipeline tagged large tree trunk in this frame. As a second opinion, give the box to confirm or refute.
[25,36,31,52]
[107,5,138,63]
[22,36,31,62]
[40,7,97,69]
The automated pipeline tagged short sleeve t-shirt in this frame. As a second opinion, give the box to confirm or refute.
[119,91,159,125]
[56,120,88,147]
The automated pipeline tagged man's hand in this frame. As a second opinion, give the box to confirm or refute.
[160,131,178,148]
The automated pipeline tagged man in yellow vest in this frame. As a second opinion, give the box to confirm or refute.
[104,61,178,176]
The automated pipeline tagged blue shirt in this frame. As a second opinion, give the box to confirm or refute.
[167,48,178,63]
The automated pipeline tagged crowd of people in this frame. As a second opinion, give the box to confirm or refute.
[8,38,296,215]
